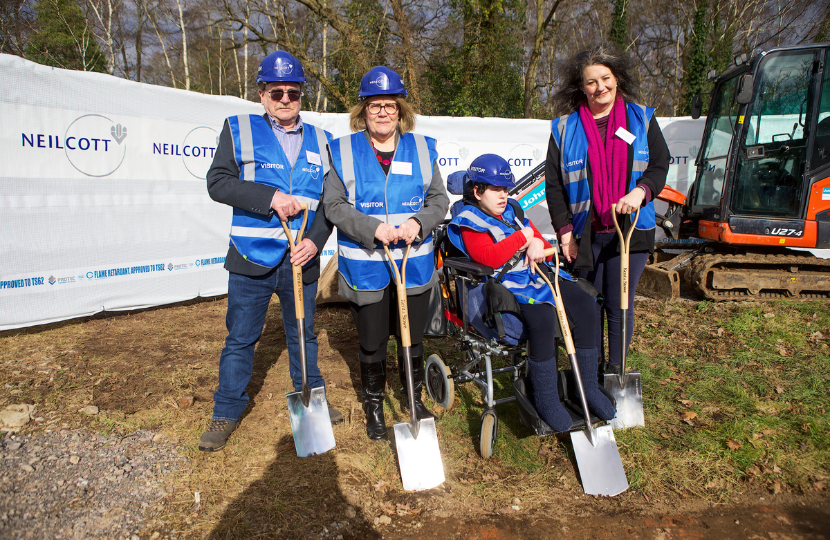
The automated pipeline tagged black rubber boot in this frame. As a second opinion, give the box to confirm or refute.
[398,354,435,420]
[360,360,387,440]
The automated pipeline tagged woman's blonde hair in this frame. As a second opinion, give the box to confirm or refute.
[349,96,416,134]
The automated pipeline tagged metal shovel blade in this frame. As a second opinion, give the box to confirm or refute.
[393,417,445,491]
[286,386,336,457]
[570,424,629,496]
[604,372,645,429]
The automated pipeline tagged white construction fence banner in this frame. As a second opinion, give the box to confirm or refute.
[0,54,704,330]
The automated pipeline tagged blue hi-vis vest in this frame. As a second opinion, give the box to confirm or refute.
[447,202,573,306]
[329,132,436,291]
[226,115,332,268]
[550,102,656,238]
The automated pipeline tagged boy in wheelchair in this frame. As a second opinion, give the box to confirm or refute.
[445,154,615,432]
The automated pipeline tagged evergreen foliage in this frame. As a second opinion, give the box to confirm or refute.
[25,0,107,73]
[424,0,524,118]
[680,0,710,115]
[610,0,628,50]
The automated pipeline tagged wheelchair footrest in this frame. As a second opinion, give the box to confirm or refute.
[513,370,612,437]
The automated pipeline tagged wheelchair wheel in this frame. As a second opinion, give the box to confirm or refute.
[425,354,455,410]
[479,410,498,459]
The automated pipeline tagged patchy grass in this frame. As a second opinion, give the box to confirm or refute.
[0,297,828,537]
[619,299,830,499]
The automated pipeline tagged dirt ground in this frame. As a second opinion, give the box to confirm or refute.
[1,296,828,539]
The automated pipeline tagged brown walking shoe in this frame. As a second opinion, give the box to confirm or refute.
[198,419,238,452]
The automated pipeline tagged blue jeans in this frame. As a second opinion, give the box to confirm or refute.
[212,262,322,421]
[579,232,648,367]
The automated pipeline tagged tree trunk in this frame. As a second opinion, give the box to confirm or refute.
[389,0,420,109]
[175,0,190,91]
[523,0,566,118]
[86,0,117,74]
[147,1,176,87]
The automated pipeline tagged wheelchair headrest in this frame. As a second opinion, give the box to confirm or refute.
[447,170,469,196]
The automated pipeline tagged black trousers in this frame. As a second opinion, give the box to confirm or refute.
[518,278,598,362]
[349,286,432,363]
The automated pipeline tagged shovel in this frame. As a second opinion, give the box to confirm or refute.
[281,204,336,457]
[534,250,628,497]
[605,204,645,429]
[383,243,445,491]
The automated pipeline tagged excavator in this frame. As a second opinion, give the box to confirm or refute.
[641,43,830,301]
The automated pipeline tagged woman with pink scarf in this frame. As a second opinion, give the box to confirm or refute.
[545,44,669,375]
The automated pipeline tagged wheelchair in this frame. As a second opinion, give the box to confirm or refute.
[424,211,615,459]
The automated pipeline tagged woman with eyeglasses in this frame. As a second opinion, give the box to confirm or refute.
[545,44,669,375]
[323,66,449,441]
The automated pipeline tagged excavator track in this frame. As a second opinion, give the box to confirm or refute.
[686,251,830,301]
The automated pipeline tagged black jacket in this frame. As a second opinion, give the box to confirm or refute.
[206,115,333,282]
[544,112,669,270]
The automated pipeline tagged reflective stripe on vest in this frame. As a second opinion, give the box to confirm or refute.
[227,115,331,267]
[550,102,656,236]
[447,203,570,306]
[330,132,437,291]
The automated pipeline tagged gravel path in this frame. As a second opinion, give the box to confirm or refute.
[0,429,186,540]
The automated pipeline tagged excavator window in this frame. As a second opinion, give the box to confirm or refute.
[731,51,817,218]
[693,74,741,207]
[812,49,830,172]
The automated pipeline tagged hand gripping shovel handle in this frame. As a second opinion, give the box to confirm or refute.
[383,243,420,438]
[533,254,598,447]
[610,204,640,388]
[280,203,310,406]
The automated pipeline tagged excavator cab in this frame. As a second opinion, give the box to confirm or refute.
[647,44,830,301]
[689,45,830,245]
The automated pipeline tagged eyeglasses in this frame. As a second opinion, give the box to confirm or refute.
[366,102,399,115]
[267,89,302,102]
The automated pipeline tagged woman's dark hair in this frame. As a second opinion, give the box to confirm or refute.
[551,43,641,116]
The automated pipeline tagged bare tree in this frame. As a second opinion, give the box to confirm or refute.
[173,0,190,89]
[146,0,177,86]
[86,0,120,73]
[523,0,568,118]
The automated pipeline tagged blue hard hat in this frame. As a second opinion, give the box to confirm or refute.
[358,66,407,98]
[256,51,306,85]
[467,154,515,188]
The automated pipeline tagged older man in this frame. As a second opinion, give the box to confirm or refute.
[200,51,340,452]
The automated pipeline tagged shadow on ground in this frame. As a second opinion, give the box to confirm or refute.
[207,434,380,540]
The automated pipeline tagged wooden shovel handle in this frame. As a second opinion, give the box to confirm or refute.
[610,203,640,309]
[280,203,310,320]
[383,244,412,348]
[534,253,575,356]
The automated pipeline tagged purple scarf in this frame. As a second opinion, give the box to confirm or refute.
[578,95,628,232]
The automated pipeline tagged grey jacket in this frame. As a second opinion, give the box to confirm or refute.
[323,131,450,305]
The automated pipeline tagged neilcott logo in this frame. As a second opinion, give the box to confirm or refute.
[65,114,127,177]
[275,57,294,76]
[301,165,321,180]
[370,73,390,90]
[403,196,423,212]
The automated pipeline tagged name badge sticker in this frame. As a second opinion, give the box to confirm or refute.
[615,127,636,145]
[391,161,412,175]
[306,151,322,166]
